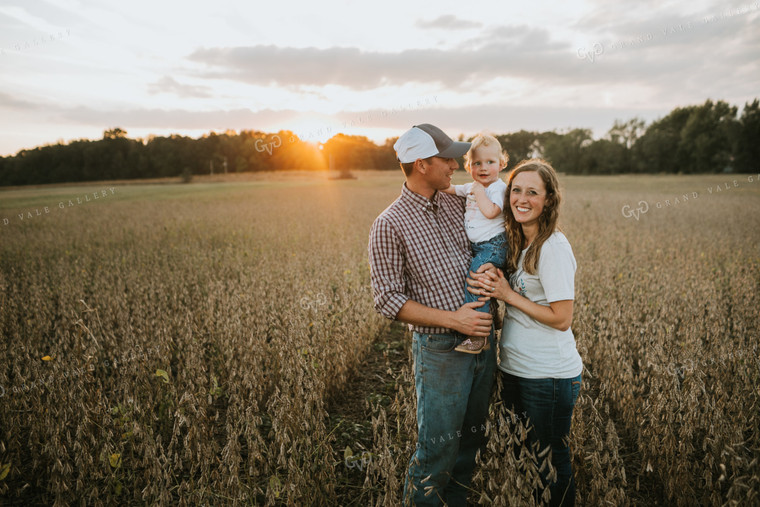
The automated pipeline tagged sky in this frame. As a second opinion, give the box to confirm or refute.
[0,0,758,156]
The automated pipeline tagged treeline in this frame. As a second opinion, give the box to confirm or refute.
[0,128,396,186]
[534,99,759,175]
[0,99,757,186]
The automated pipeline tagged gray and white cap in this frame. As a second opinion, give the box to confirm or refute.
[394,124,471,163]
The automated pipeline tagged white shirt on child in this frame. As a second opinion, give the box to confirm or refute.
[499,231,583,379]
[453,179,507,243]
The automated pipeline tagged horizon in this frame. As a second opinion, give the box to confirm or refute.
[3,95,757,159]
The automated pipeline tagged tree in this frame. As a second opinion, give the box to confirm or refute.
[495,130,541,169]
[733,99,760,173]
[322,134,381,173]
[679,100,737,173]
[582,140,628,174]
[103,127,128,140]
[377,138,399,170]
[608,118,646,149]
[633,106,696,173]
[541,129,593,174]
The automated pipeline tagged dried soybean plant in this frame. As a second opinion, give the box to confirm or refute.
[0,173,758,505]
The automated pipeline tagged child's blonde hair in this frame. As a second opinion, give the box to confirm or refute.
[463,134,509,172]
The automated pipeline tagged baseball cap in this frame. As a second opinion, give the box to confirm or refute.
[394,124,471,163]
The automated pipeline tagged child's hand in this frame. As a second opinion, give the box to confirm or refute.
[470,181,484,193]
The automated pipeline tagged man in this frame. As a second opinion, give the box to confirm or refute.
[368,124,497,506]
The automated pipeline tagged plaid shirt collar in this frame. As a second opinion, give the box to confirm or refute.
[401,183,440,214]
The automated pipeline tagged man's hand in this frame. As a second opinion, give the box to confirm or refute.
[449,301,492,337]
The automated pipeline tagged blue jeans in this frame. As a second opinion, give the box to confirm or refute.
[464,233,507,315]
[500,371,582,507]
[404,330,497,506]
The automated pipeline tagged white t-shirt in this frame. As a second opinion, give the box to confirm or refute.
[499,231,583,379]
[453,179,507,243]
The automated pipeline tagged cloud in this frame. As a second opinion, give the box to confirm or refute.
[58,102,665,140]
[416,15,482,30]
[569,3,760,105]
[185,9,759,97]
[334,102,667,138]
[0,91,41,110]
[56,105,298,130]
[573,0,760,54]
[147,76,213,98]
[185,32,596,90]
[0,4,63,34]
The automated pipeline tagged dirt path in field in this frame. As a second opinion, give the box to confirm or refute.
[328,320,410,505]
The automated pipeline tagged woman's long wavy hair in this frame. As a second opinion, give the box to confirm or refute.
[504,159,562,275]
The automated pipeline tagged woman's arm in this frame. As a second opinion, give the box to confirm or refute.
[469,269,574,331]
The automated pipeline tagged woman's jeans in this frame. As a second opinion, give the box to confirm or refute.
[464,233,507,314]
[404,330,497,506]
[500,371,582,507]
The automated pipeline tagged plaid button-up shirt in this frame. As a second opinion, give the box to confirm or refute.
[368,184,472,334]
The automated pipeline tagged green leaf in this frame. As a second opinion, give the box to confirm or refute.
[109,453,121,469]
[155,369,169,383]
[269,475,282,498]
[0,462,10,481]
[210,375,222,396]
[344,446,353,459]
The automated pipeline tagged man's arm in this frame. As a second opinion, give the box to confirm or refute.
[442,183,469,197]
[396,300,493,337]
[369,215,492,336]
[368,217,409,320]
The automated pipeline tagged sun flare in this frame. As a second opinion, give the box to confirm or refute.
[286,116,342,144]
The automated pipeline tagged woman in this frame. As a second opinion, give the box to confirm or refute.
[472,158,582,506]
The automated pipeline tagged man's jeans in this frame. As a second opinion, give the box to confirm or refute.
[500,372,582,507]
[464,233,508,314]
[403,330,497,506]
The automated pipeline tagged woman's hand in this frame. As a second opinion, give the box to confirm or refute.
[467,268,516,304]
[472,269,575,331]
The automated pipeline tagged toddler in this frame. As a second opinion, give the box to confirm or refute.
[443,134,509,353]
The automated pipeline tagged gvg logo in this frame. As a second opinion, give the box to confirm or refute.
[255,135,282,155]
[621,200,649,220]
[345,450,374,471]
[576,42,604,62]
[300,292,328,311]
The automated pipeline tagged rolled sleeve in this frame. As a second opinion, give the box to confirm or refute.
[368,216,410,320]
